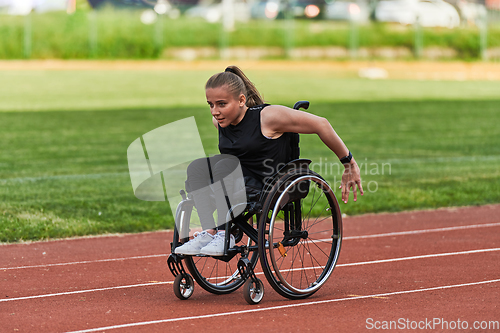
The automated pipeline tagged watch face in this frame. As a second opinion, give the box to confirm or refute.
[340,152,352,164]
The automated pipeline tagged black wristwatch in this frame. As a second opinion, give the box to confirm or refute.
[340,151,353,165]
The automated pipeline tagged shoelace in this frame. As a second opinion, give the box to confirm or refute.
[213,233,224,241]
[205,233,227,246]
[187,231,210,243]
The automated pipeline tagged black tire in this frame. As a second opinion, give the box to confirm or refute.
[258,168,342,300]
[180,205,259,295]
[243,278,265,305]
[173,273,194,300]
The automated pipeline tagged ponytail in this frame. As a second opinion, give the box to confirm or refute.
[205,65,264,107]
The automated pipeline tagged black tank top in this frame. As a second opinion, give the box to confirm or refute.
[218,104,289,189]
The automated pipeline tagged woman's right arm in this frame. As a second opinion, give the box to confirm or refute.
[261,105,364,204]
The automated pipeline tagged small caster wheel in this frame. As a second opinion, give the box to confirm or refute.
[173,273,194,300]
[243,278,264,305]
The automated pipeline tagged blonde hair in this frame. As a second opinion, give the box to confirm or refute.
[205,65,264,108]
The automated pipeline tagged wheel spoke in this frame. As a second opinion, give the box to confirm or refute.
[307,235,332,259]
[297,240,309,288]
[305,202,331,231]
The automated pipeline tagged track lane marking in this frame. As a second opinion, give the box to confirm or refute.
[342,221,500,241]
[0,254,168,271]
[348,294,389,299]
[0,282,173,302]
[2,247,499,303]
[64,278,500,333]
[2,221,499,271]
[337,247,500,268]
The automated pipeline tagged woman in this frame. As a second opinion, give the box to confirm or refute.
[174,65,363,256]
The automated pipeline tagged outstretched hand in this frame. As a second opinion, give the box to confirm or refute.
[340,159,364,204]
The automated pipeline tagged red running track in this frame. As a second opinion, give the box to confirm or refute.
[1,204,499,332]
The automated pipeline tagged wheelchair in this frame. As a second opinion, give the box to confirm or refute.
[167,101,343,304]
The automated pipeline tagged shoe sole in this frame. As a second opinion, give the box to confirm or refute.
[174,250,201,255]
[199,243,236,256]
[199,251,224,256]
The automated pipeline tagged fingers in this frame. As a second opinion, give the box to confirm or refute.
[340,180,353,204]
[339,184,347,203]
[357,180,364,196]
[340,162,364,203]
[355,180,364,202]
[344,183,350,204]
[340,180,363,204]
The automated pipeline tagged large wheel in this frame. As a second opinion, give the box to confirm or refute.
[258,169,342,299]
[178,203,259,295]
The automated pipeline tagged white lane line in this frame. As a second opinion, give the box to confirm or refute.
[0,282,172,302]
[285,247,500,273]
[342,222,500,241]
[305,221,500,244]
[0,254,167,271]
[65,278,500,333]
[3,221,499,271]
[338,247,500,267]
[2,247,499,303]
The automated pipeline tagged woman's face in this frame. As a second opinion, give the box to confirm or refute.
[206,85,246,128]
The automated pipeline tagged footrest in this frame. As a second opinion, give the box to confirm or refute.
[237,257,258,283]
[167,253,187,277]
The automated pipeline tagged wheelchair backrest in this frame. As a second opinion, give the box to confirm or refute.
[285,132,300,162]
[257,101,311,202]
[285,101,310,162]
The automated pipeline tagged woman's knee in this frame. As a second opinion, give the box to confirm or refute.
[186,158,209,176]
[186,157,212,191]
[212,156,240,183]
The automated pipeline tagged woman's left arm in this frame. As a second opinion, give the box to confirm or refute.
[261,105,364,203]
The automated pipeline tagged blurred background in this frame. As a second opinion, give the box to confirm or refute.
[0,0,499,60]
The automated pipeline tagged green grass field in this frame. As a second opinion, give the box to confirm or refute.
[1,65,499,242]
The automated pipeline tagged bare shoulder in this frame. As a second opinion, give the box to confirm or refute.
[261,104,328,135]
[261,105,293,123]
[260,105,292,138]
[262,105,290,114]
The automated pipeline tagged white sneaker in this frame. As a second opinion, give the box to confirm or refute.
[199,232,235,256]
[174,231,214,255]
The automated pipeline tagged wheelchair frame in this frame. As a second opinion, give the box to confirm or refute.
[167,101,343,304]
